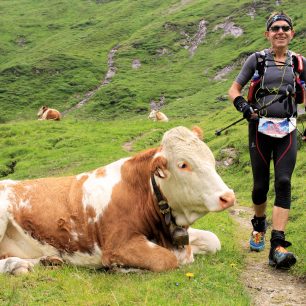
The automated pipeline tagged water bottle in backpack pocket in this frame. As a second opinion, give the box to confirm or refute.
[247,70,261,104]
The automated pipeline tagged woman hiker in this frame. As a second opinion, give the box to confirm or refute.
[228,11,306,269]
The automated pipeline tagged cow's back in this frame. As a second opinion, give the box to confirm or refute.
[156,111,169,122]
[0,158,129,263]
[0,175,97,257]
[45,109,61,120]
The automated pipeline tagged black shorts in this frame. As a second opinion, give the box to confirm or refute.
[248,120,297,209]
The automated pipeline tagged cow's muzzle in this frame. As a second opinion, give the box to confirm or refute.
[219,191,235,210]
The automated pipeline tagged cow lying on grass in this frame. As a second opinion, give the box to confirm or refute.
[0,126,235,275]
[148,109,169,122]
[37,106,61,121]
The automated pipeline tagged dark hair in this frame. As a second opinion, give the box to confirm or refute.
[266,12,293,30]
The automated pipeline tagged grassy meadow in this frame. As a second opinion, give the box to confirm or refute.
[0,0,305,304]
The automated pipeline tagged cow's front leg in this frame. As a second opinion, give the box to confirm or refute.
[188,227,221,255]
[0,256,64,275]
[172,245,194,265]
[0,257,36,275]
[103,236,179,272]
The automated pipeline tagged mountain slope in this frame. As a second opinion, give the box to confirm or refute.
[1,0,305,122]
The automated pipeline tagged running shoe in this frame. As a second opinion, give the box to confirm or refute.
[269,246,297,269]
[249,231,265,251]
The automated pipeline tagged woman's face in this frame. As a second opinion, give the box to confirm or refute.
[265,20,294,49]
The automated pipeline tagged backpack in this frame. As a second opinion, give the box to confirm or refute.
[247,50,305,105]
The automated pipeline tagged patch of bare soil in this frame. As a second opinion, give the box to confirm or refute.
[214,20,243,38]
[132,59,141,69]
[175,19,207,57]
[216,147,238,167]
[230,206,306,306]
[187,19,207,56]
[214,65,235,81]
[213,54,249,81]
[122,139,137,152]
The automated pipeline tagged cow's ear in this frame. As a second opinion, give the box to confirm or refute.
[192,126,203,140]
[151,155,169,179]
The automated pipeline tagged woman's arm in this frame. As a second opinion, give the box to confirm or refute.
[228,53,258,120]
[228,81,243,102]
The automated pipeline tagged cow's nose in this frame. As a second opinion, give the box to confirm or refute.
[219,191,235,209]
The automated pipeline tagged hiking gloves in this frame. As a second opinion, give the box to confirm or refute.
[233,96,254,120]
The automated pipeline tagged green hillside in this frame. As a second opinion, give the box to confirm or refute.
[0,0,305,304]
[1,0,305,122]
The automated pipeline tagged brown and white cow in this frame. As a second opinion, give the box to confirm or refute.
[148,109,169,122]
[0,126,235,275]
[37,106,61,121]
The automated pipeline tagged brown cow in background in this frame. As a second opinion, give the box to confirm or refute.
[37,106,61,121]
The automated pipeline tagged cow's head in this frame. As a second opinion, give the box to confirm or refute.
[151,126,235,226]
[37,106,48,117]
[148,109,157,120]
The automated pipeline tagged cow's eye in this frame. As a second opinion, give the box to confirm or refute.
[177,162,190,170]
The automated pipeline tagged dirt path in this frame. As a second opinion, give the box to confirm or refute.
[62,46,119,116]
[230,206,306,305]
[122,129,160,152]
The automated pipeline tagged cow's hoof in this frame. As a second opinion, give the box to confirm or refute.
[12,265,32,275]
[174,245,194,266]
[40,256,64,266]
[4,258,34,275]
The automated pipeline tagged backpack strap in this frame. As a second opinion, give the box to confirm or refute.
[255,50,266,77]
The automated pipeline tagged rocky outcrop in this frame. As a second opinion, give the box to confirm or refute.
[214,20,243,38]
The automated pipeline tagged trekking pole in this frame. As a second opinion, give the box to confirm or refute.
[215,117,245,136]
[215,86,292,136]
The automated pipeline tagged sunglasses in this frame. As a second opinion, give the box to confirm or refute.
[269,25,291,32]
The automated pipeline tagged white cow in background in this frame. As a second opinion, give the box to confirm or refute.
[148,95,169,122]
[148,109,169,122]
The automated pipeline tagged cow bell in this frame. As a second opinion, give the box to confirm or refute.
[172,226,189,247]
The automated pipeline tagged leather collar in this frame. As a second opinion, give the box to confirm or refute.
[150,174,189,247]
